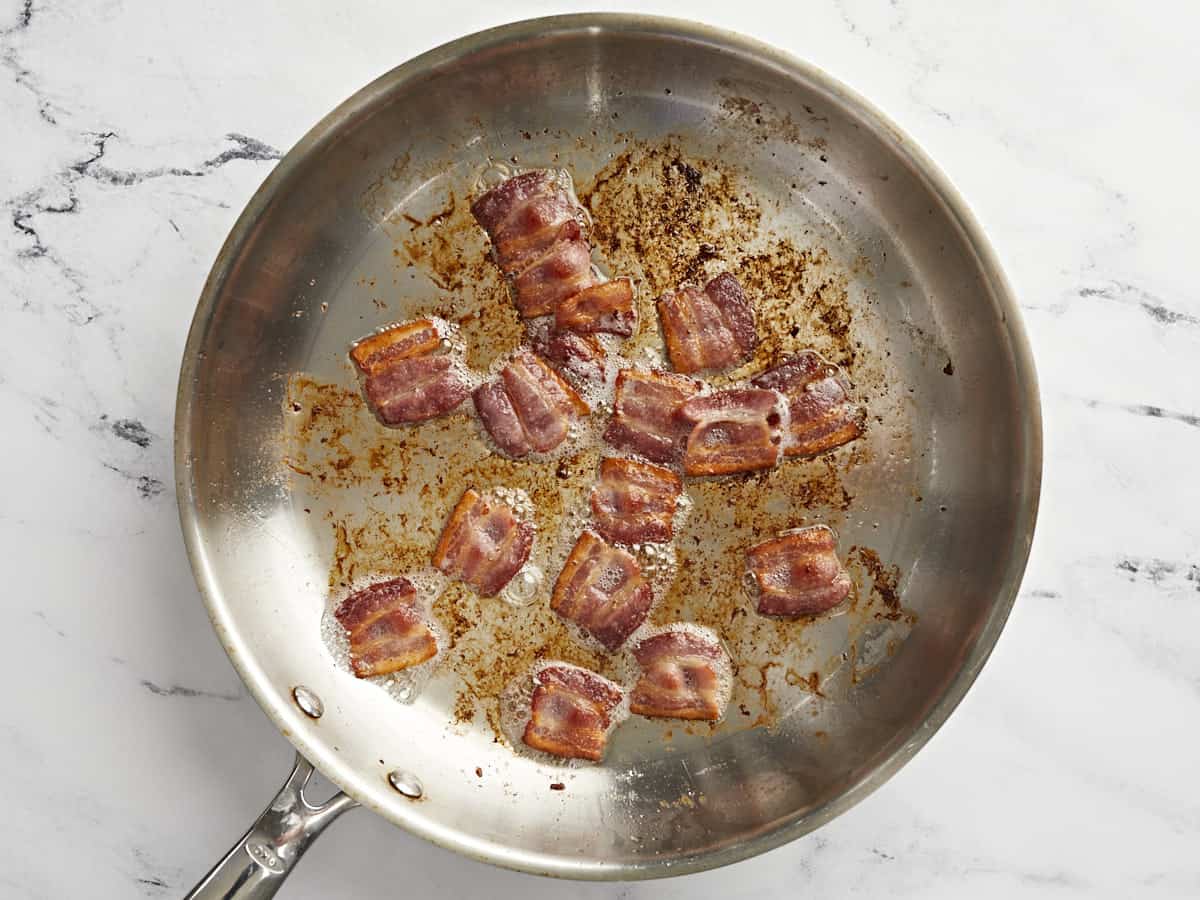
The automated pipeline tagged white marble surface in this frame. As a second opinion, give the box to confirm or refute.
[2,0,1197,896]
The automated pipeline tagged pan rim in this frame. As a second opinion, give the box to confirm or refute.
[175,12,1042,880]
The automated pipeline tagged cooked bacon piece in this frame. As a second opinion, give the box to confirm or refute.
[475,351,588,456]
[751,351,864,456]
[630,629,729,720]
[511,221,598,317]
[472,172,598,318]
[657,273,758,373]
[677,388,783,476]
[603,369,700,463]
[349,319,442,375]
[590,458,681,545]
[704,273,758,354]
[522,664,624,762]
[471,171,586,274]
[537,330,606,384]
[472,380,532,457]
[471,171,554,235]
[364,355,469,425]
[551,531,653,650]
[334,578,437,678]
[555,278,635,336]
[746,526,853,617]
[433,488,534,597]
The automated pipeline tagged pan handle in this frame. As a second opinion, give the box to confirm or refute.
[183,753,358,900]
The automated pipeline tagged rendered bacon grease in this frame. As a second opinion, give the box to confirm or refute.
[325,166,882,762]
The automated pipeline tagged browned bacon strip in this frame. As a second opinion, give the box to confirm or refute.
[751,351,864,457]
[433,488,534,597]
[364,355,469,425]
[555,278,636,336]
[630,628,729,721]
[474,351,588,456]
[522,664,624,762]
[677,388,783,476]
[511,221,598,318]
[334,578,438,678]
[746,526,853,617]
[472,172,601,319]
[537,330,606,385]
[551,531,653,650]
[590,458,681,545]
[603,369,700,463]
[471,171,584,274]
[472,380,531,457]
[657,273,758,373]
[350,319,441,375]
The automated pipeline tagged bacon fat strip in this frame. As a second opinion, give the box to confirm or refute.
[657,273,758,374]
[364,355,470,425]
[334,578,438,678]
[603,368,700,464]
[433,488,534,597]
[677,387,784,476]
[630,628,729,721]
[746,526,853,617]
[522,664,624,762]
[751,351,864,457]
[551,530,653,651]
[350,319,442,375]
[590,458,682,545]
[555,278,636,336]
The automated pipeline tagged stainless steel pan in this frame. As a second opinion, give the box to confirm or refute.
[176,14,1041,897]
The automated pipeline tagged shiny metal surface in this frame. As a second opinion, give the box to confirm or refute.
[183,755,357,900]
[176,14,1041,882]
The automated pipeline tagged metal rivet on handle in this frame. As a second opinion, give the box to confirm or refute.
[387,769,423,799]
[292,685,324,719]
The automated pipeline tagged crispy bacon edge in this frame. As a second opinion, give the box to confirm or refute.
[349,319,442,375]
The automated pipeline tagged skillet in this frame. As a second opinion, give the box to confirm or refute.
[177,14,1041,897]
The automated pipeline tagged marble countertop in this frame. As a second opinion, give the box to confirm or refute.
[3,1,1197,897]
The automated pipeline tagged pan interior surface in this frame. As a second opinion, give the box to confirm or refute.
[177,16,1039,879]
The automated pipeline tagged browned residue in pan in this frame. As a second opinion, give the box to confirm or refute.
[283,139,914,741]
